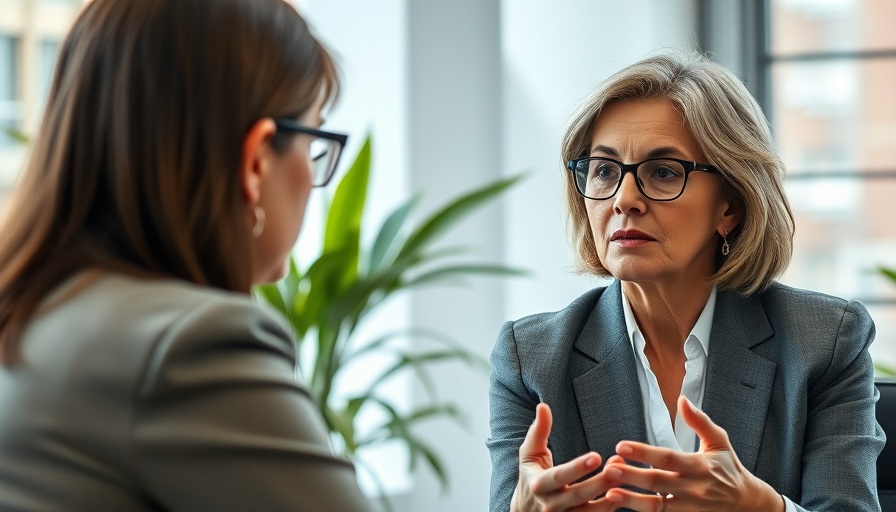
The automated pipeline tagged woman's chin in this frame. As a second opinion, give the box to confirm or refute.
[251,260,289,286]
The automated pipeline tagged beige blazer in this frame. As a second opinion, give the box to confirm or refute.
[0,272,372,512]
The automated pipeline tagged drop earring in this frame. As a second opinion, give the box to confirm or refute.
[721,229,730,256]
[252,206,265,238]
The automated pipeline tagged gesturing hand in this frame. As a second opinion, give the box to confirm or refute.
[604,396,784,512]
[511,403,624,512]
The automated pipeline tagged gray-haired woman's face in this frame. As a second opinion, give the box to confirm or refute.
[583,98,740,287]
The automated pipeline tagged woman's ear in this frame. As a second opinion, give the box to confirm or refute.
[240,118,278,205]
[718,200,742,237]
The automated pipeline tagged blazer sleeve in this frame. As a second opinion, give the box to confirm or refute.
[487,320,539,512]
[130,298,373,512]
[796,300,885,512]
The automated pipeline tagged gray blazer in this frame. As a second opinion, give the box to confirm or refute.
[488,280,885,512]
[0,272,372,512]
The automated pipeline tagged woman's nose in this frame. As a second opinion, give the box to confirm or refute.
[613,172,647,214]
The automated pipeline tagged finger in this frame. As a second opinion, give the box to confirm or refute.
[615,441,693,473]
[605,488,669,512]
[678,395,732,452]
[531,451,603,495]
[519,403,553,465]
[604,454,626,467]
[565,496,632,512]
[607,463,679,496]
[533,457,619,508]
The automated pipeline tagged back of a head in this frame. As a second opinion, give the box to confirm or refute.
[0,0,339,363]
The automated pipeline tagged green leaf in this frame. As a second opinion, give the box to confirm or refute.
[396,174,524,261]
[351,457,396,512]
[406,403,463,423]
[322,247,491,336]
[413,439,450,492]
[0,127,29,144]
[254,283,288,318]
[879,267,896,284]
[317,137,371,299]
[324,137,371,254]
[366,349,486,394]
[298,249,356,332]
[356,396,454,491]
[404,263,529,289]
[323,403,355,452]
[340,327,452,364]
[876,361,896,377]
[282,258,302,307]
[369,195,420,272]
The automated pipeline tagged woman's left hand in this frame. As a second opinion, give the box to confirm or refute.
[604,396,784,512]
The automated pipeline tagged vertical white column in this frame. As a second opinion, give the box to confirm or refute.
[398,1,503,510]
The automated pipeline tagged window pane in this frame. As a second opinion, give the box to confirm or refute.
[770,0,896,54]
[781,176,896,362]
[0,35,20,148]
[768,0,896,369]
[770,59,896,174]
[38,39,59,102]
[0,36,15,101]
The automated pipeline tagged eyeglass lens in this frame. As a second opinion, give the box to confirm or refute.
[574,158,688,200]
[309,137,341,186]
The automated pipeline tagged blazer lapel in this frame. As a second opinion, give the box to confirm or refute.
[702,289,777,473]
[572,281,647,456]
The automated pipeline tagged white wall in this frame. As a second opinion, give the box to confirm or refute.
[502,0,700,319]
[301,1,698,510]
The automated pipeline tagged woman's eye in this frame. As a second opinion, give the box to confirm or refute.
[594,165,619,180]
[652,166,680,180]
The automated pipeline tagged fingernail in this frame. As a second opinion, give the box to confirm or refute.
[616,443,632,456]
[606,491,623,503]
[606,466,622,480]
[585,455,599,468]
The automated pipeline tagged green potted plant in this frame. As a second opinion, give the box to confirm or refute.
[875,267,896,376]
[256,137,525,505]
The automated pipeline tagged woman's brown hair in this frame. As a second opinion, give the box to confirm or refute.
[0,0,339,363]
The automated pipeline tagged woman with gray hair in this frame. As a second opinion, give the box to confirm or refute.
[488,52,883,512]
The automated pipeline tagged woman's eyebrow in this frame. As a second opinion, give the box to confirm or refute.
[645,146,687,159]
[590,144,619,156]
[589,145,686,159]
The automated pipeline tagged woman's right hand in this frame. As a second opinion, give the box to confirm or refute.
[511,403,624,512]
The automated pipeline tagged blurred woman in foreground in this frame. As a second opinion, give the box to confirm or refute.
[0,0,369,510]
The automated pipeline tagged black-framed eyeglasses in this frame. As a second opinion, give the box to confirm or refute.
[566,157,721,201]
[273,118,348,187]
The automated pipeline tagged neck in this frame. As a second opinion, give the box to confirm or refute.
[622,278,713,356]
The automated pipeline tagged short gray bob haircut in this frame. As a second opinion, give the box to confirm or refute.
[561,51,794,295]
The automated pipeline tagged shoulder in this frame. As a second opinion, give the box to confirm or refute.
[79,272,290,345]
[493,284,613,363]
[759,281,856,310]
[94,275,295,387]
[756,281,872,334]
[747,282,875,383]
[40,272,295,389]
[507,285,610,338]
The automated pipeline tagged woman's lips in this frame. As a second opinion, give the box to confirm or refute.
[611,229,655,241]
[610,229,655,247]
